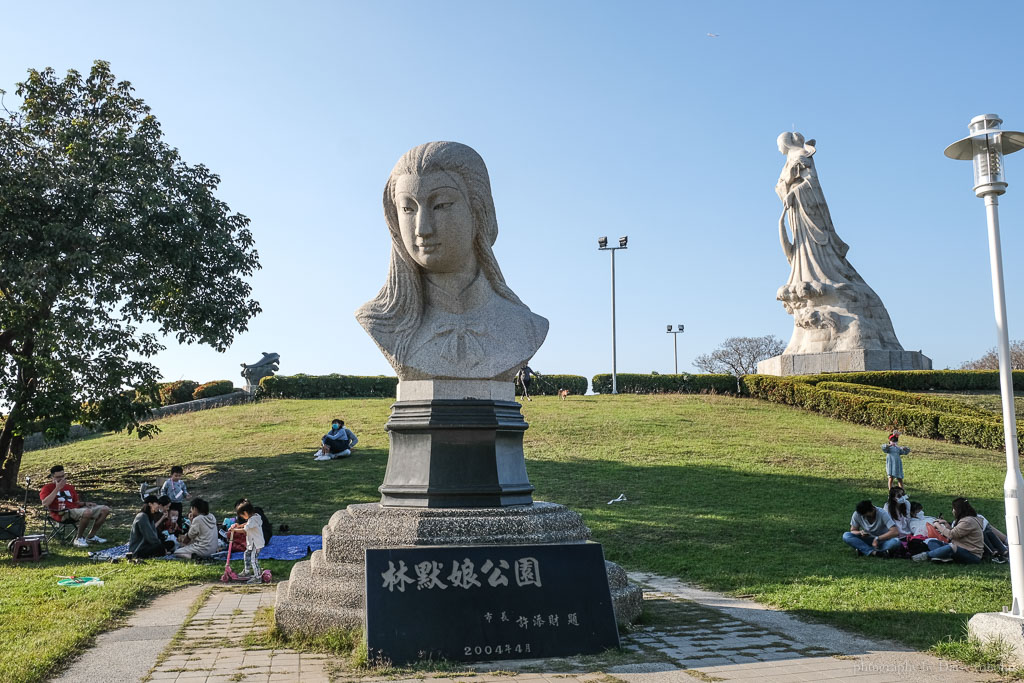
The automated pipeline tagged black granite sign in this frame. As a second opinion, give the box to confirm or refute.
[365,543,619,664]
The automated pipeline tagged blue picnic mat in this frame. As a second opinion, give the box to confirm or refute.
[88,535,322,562]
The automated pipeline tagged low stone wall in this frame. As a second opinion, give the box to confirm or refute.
[22,390,251,452]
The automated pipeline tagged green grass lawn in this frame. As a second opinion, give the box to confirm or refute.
[1,394,1017,682]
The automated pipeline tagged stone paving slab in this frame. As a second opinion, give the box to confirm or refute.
[115,571,1004,683]
[51,584,207,683]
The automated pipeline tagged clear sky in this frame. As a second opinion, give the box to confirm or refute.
[4,2,1023,386]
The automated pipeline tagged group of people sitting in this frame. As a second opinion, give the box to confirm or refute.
[843,487,1010,564]
[40,463,269,578]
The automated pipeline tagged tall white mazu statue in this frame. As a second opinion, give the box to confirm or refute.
[758,132,931,375]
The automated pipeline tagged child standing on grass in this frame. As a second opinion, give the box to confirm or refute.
[231,500,265,584]
[881,433,910,489]
[160,465,192,502]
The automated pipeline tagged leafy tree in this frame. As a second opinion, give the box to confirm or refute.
[960,340,1024,370]
[693,335,786,377]
[0,61,261,493]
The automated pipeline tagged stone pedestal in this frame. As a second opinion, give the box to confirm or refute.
[969,612,1024,668]
[274,502,643,634]
[275,378,644,639]
[757,349,932,376]
[381,398,534,507]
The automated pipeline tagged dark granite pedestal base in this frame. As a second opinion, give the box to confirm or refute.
[274,502,643,634]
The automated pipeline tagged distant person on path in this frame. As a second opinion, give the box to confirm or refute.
[39,465,112,548]
[160,465,192,502]
[129,495,171,559]
[516,364,541,401]
[842,499,901,557]
[881,433,910,489]
[230,500,266,584]
[173,498,219,560]
[315,418,359,461]
[912,497,984,564]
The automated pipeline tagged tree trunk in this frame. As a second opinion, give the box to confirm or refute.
[0,434,25,495]
[0,413,22,494]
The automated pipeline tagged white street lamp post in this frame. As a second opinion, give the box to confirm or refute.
[598,236,628,394]
[666,324,684,374]
[946,114,1024,616]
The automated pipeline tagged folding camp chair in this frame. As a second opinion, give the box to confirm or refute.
[139,477,168,501]
[41,506,79,544]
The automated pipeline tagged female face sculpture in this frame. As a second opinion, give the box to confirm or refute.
[357,141,548,381]
[394,170,477,276]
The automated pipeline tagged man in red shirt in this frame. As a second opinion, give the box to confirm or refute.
[39,465,112,548]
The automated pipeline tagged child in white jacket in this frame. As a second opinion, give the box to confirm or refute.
[231,500,265,583]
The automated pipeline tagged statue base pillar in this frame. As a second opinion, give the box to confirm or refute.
[273,502,644,635]
[382,380,533,507]
[757,349,932,376]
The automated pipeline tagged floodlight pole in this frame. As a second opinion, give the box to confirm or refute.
[666,325,684,374]
[946,114,1024,617]
[598,238,628,394]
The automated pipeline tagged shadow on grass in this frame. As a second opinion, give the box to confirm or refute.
[5,438,1011,654]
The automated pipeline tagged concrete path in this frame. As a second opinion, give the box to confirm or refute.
[53,572,1000,682]
[148,588,329,682]
[615,572,998,682]
[51,584,207,683]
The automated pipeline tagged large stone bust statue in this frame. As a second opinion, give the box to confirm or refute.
[356,141,548,381]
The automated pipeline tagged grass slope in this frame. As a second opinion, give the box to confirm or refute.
[0,395,1014,682]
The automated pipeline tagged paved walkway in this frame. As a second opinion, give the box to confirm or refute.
[614,572,998,682]
[148,588,330,682]
[52,584,207,683]
[52,572,1000,682]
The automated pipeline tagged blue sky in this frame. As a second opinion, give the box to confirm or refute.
[4,2,1023,385]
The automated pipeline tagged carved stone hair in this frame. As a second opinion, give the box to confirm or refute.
[777,131,806,151]
[356,141,522,360]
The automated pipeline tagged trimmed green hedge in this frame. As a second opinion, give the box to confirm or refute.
[158,380,199,406]
[743,373,1024,452]
[815,381,996,419]
[591,373,738,395]
[192,380,235,400]
[791,370,1024,392]
[257,374,398,399]
[516,374,588,397]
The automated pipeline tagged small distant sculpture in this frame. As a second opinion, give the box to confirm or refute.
[774,132,903,354]
[240,352,280,392]
[356,141,548,380]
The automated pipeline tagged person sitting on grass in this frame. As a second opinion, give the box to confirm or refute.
[885,486,912,537]
[172,498,219,560]
[129,495,171,559]
[39,465,112,548]
[843,499,901,557]
[314,418,359,461]
[160,465,192,502]
[912,497,984,564]
[964,509,1011,563]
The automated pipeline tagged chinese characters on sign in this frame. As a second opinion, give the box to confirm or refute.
[365,544,619,665]
[382,556,542,593]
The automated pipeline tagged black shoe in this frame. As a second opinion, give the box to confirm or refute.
[993,555,1008,564]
